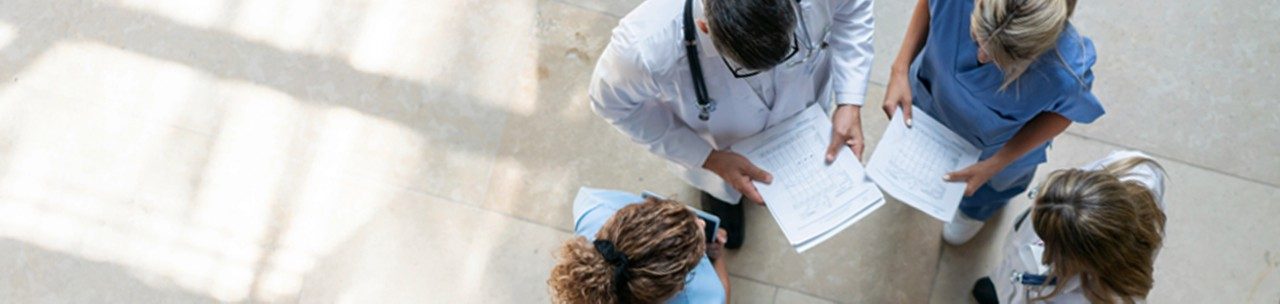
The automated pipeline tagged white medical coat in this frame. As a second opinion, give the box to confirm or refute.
[991,150,1167,303]
[589,0,874,202]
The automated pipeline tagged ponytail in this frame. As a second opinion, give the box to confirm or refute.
[548,198,705,303]
[1031,155,1167,303]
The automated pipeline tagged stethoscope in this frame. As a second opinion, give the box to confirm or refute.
[681,0,715,121]
[1010,207,1058,288]
[682,0,818,121]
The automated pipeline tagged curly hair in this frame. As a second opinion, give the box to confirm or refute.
[548,198,706,303]
[1032,156,1167,303]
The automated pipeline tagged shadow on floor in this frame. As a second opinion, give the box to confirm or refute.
[0,238,220,303]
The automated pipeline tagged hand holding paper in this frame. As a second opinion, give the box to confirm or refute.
[943,158,1002,196]
[867,106,981,222]
[703,150,772,204]
[826,105,866,162]
[732,105,885,252]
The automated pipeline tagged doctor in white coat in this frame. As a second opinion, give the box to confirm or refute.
[590,0,874,248]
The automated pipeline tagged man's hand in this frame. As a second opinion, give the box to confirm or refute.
[703,150,772,205]
[826,104,865,162]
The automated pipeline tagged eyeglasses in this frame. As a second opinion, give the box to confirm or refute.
[722,36,800,78]
[721,0,817,79]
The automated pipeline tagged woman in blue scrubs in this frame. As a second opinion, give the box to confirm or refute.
[882,0,1104,245]
[549,188,730,303]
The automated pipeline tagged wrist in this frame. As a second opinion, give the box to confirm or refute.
[701,150,715,170]
[701,150,724,170]
[986,153,1017,167]
[890,62,911,76]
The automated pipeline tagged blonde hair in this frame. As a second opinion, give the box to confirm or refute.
[1031,156,1167,303]
[970,0,1078,90]
[548,198,705,303]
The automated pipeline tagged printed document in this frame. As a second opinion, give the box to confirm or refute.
[866,106,981,222]
[733,105,885,253]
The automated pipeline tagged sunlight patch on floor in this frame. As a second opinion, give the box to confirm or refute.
[0,40,403,302]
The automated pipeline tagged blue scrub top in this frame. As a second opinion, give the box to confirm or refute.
[909,0,1105,189]
[571,188,726,304]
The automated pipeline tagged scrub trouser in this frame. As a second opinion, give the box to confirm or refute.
[958,169,1035,221]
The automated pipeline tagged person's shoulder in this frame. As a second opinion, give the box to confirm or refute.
[1095,150,1168,205]
[572,188,646,236]
[609,0,685,76]
[1106,150,1164,175]
[1039,24,1098,91]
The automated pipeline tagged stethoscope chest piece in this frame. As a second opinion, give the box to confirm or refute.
[697,99,716,121]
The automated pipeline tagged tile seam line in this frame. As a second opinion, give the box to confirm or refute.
[926,238,946,303]
[1061,131,1280,189]
[403,183,576,234]
[771,283,781,303]
[728,273,843,303]
[548,0,625,19]
[722,273,781,302]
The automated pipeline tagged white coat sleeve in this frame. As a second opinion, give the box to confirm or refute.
[589,38,714,170]
[829,0,875,106]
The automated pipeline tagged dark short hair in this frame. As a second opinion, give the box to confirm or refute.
[705,0,797,71]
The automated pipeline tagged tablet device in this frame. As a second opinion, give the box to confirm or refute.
[690,208,720,244]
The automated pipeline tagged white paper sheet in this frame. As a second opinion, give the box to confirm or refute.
[866,106,981,222]
[733,105,885,253]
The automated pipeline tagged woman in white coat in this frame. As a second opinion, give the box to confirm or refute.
[972,150,1168,303]
[589,0,874,249]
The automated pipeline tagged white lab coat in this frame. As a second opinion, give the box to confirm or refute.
[590,0,875,202]
[991,150,1167,303]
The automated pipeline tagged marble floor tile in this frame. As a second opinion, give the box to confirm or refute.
[0,239,219,303]
[775,288,837,304]
[1065,1,1280,186]
[723,190,941,303]
[296,184,572,303]
[730,275,779,304]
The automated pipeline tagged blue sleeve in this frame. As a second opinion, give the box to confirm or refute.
[1050,89,1104,123]
[1047,36,1105,123]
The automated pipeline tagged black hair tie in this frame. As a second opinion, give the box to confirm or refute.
[593,239,632,303]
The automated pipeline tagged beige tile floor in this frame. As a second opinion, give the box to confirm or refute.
[0,0,1275,303]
